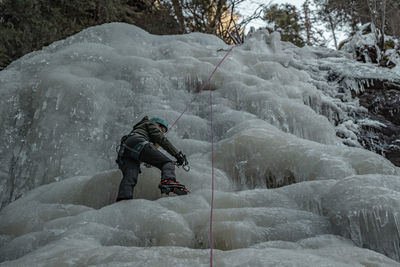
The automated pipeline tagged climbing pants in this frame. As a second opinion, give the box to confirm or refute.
[116,136,176,200]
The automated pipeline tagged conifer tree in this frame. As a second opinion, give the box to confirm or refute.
[0,0,180,70]
[313,0,400,40]
[263,4,305,47]
[0,0,252,69]
[301,0,327,47]
[313,0,347,49]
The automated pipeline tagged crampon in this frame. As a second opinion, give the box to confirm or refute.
[159,179,190,195]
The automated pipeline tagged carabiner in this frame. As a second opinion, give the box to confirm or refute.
[175,161,191,172]
[182,164,190,172]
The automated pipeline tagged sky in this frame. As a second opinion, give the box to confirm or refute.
[273,0,305,7]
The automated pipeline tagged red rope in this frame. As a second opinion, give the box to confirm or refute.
[167,45,239,267]
[209,81,215,267]
[168,46,237,131]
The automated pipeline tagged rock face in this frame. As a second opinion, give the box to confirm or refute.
[310,55,400,167]
[336,23,400,167]
[329,71,400,167]
[357,81,400,166]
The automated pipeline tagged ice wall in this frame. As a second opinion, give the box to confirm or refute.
[323,174,400,261]
[1,23,400,265]
[0,171,399,266]
[0,24,333,206]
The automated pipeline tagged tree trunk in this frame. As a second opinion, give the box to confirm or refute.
[303,0,312,46]
[171,0,185,33]
[210,0,225,34]
[380,0,386,50]
[328,15,338,49]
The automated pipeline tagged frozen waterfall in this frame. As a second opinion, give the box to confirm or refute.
[1,23,400,266]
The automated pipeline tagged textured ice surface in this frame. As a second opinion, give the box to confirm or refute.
[323,174,400,261]
[0,171,399,266]
[1,23,400,265]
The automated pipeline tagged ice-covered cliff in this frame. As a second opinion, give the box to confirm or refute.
[1,23,400,266]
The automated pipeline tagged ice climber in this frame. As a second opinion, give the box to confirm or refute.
[115,116,190,202]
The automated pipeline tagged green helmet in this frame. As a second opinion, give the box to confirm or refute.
[150,117,168,132]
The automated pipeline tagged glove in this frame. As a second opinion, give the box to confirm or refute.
[176,151,186,166]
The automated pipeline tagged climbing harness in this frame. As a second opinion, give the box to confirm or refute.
[123,141,149,161]
[116,134,149,162]
[115,135,130,164]
[167,44,239,267]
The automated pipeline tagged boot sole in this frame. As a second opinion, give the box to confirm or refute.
[159,184,190,195]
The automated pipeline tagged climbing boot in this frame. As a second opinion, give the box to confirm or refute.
[159,179,190,195]
[116,198,131,202]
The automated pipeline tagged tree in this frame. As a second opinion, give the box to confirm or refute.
[315,0,400,40]
[171,0,186,33]
[315,0,368,34]
[167,0,255,44]
[177,0,226,34]
[0,0,181,70]
[302,0,327,47]
[0,0,272,69]
[263,4,305,47]
[313,0,348,49]
[386,1,400,39]
[303,0,313,46]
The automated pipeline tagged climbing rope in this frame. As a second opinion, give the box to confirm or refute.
[168,44,239,267]
[208,80,216,267]
[168,45,238,131]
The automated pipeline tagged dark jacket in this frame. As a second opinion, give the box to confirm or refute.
[129,116,179,158]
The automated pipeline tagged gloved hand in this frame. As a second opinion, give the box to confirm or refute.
[176,151,187,166]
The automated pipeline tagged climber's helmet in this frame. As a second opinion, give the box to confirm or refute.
[150,117,168,133]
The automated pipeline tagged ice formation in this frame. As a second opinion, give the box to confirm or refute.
[1,23,400,266]
[340,23,400,72]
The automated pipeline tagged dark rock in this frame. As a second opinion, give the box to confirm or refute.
[326,65,400,167]
[355,45,378,64]
[357,83,400,166]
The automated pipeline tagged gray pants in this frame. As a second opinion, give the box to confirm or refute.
[116,136,176,200]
